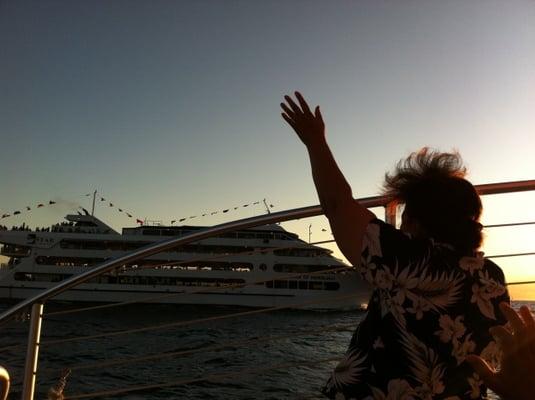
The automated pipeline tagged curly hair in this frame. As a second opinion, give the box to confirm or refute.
[383,148,482,254]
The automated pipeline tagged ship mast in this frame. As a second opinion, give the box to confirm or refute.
[263,199,271,214]
[91,190,97,216]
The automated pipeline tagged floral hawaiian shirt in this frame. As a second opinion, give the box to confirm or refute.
[322,219,510,400]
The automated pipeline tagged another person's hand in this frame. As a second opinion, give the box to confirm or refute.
[467,302,535,400]
[280,91,325,148]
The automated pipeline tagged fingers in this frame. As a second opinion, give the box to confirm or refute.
[500,302,526,335]
[284,95,301,114]
[519,305,535,331]
[490,325,514,349]
[466,355,500,393]
[280,103,295,118]
[315,106,323,122]
[281,113,296,129]
[294,91,312,115]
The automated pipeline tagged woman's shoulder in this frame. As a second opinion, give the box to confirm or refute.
[482,256,506,282]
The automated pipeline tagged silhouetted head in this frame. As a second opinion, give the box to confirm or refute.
[383,148,482,255]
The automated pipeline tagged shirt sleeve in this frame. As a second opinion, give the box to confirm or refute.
[358,218,434,289]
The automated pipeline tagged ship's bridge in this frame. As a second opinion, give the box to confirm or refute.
[54,214,118,235]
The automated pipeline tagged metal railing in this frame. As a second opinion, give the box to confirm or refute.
[0,179,534,399]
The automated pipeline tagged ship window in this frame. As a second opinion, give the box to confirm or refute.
[14,272,72,282]
[35,256,105,267]
[324,282,340,291]
[274,280,288,289]
[237,232,256,239]
[289,280,297,289]
[1,245,31,256]
[274,248,327,257]
[14,272,33,281]
[266,280,274,288]
[309,281,323,290]
[298,281,308,290]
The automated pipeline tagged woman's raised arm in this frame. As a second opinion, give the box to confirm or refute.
[280,91,375,266]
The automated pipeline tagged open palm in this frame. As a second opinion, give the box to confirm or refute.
[280,91,325,148]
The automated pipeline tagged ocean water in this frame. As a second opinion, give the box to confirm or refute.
[1,301,529,399]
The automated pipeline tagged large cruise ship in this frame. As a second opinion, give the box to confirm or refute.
[0,213,371,310]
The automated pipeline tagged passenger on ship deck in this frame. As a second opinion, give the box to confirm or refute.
[280,92,510,399]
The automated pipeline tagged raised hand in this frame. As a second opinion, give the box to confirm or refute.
[466,302,535,400]
[280,91,325,148]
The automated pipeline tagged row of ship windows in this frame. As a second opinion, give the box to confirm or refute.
[13,273,340,290]
[128,228,297,241]
[33,257,338,273]
[56,241,326,257]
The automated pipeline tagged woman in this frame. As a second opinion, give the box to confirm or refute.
[280,92,510,399]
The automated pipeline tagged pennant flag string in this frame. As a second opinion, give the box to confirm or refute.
[169,199,274,225]
[2,191,142,226]
[1,194,275,225]
[85,191,141,223]
[1,199,61,219]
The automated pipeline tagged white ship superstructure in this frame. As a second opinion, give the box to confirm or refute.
[0,213,371,309]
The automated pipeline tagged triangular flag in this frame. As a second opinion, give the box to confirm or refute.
[223,209,229,213]
[179,218,186,222]
[136,219,143,225]
[109,203,113,207]
[37,204,44,208]
[13,211,21,215]
[171,220,176,224]
[126,213,132,218]
[26,206,31,211]
[49,201,56,205]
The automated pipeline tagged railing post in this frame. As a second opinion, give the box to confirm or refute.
[22,303,44,400]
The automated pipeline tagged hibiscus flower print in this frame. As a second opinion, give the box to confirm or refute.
[477,269,506,299]
[452,334,476,365]
[380,292,406,325]
[435,315,466,343]
[375,268,395,290]
[466,373,483,399]
[471,283,495,319]
[406,296,431,320]
[459,252,484,275]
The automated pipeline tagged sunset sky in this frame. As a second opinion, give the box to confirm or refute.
[1,0,534,299]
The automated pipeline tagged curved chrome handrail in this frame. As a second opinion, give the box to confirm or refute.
[0,179,534,325]
[0,366,9,400]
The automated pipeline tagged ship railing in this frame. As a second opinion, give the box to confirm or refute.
[0,179,534,399]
